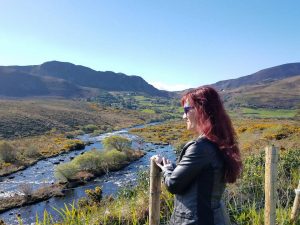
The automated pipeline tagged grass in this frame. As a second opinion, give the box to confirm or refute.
[240,107,298,118]
[3,114,298,225]
[0,136,84,176]
[31,146,300,224]
[0,99,160,139]
[0,94,299,224]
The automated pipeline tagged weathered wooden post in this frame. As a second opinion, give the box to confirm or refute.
[149,158,161,225]
[264,145,279,225]
[291,180,300,222]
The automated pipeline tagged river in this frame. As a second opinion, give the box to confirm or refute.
[0,124,176,225]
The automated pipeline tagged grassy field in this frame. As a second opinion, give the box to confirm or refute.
[238,107,298,119]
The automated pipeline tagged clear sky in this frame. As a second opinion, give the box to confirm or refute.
[1,1,300,91]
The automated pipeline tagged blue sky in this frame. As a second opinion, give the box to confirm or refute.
[1,1,300,91]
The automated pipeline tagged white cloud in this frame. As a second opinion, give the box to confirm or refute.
[149,81,191,91]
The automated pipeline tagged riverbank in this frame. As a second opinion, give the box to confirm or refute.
[0,137,85,177]
[0,149,145,214]
[0,183,66,214]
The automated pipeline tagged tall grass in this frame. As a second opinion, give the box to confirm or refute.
[34,147,300,225]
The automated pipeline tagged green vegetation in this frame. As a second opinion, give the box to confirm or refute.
[0,97,162,175]
[0,99,161,139]
[0,141,18,163]
[239,107,298,119]
[130,118,300,155]
[0,136,84,176]
[0,91,299,224]
[88,92,182,121]
[102,136,132,152]
[55,136,144,183]
[32,147,300,224]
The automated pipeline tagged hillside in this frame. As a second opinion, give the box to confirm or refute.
[0,61,169,98]
[176,63,300,109]
[0,99,162,139]
[212,62,300,90]
[222,75,300,109]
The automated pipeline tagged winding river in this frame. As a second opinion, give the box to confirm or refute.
[0,124,176,225]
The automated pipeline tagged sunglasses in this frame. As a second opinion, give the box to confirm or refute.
[184,106,194,114]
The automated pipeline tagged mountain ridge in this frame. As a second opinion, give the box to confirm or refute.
[0,61,169,98]
[211,62,300,90]
[0,61,299,109]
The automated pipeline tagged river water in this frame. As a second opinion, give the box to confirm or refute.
[0,124,176,225]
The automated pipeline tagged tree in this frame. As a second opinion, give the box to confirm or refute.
[102,136,132,152]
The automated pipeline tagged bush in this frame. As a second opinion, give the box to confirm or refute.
[24,145,41,159]
[54,163,79,182]
[102,136,132,152]
[103,149,127,165]
[85,186,103,205]
[0,141,18,163]
[72,150,103,172]
[82,124,98,133]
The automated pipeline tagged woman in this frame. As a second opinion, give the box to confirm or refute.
[153,86,242,225]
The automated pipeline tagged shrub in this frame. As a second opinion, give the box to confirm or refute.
[82,124,98,133]
[54,163,79,182]
[24,145,41,159]
[103,149,127,165]
[72,150,103,172]
[85,186,103,205]
[0,141,18,163]
[102,136,132,152]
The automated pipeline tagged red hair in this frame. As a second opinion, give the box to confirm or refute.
[181,86,242,183]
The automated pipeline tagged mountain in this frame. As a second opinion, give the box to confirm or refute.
[210,63,300,109]
[0,61,169,98]
[212,63,300,90]
[175,63,300,109]
[221,75,300,109]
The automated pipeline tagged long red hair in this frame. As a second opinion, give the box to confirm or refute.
[181,86,242,183]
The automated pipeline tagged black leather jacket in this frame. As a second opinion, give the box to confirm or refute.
[162,136,231,225]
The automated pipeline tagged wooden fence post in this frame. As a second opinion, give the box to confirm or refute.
[265,145,279,225]
[149,158,161,225]
[291,180,300,222]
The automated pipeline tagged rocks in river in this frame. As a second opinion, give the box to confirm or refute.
[69,156,74,160]
[153,142,169,146]
[8,176,15,179]
[59,159,64,162]
[53,161,60,165]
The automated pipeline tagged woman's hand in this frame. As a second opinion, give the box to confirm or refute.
[151,155,173,171]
